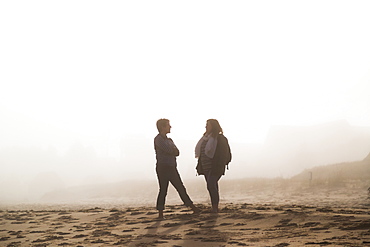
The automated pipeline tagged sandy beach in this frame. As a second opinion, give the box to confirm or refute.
[2,0,370,245]
[1,183,369,247]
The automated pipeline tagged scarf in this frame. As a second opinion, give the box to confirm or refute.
[195,134,218,159]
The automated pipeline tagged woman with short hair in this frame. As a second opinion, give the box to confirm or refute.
[154,118,199,219]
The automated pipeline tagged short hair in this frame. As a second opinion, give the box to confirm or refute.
[156,118,169,132]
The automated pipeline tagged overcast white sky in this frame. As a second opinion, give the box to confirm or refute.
[1,0,370,151]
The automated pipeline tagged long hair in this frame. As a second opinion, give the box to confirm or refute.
[206,119,223,137]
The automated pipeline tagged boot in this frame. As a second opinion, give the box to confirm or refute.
[158,210,164,219]
[211,204,219,213]
[190,203,200,214]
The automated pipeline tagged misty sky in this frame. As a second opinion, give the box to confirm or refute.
[1,1,370,156]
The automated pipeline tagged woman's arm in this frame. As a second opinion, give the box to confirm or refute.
[155,136,179,156]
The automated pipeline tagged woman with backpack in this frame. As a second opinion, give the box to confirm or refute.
[195,119,232,213]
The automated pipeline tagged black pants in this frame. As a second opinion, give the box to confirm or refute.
[204,169,222,206]
[156,165,193,211]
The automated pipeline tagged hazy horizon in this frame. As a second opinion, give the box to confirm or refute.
[1,118,369,202]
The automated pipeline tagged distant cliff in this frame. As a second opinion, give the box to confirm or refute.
[292,152,370,181]
[254,120,370,177]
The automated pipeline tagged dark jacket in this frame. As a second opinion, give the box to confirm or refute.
[196,134,232,176]
[154,134,179,167]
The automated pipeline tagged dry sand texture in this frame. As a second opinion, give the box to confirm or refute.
[1,201,370,247]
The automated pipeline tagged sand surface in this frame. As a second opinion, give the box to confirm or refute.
[1,186,370,247]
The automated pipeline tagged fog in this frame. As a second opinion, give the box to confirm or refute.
[1,114,370,202]
[1,1,370,203]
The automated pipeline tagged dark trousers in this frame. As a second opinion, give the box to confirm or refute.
[156,165,193,211]
[204,170,222,206]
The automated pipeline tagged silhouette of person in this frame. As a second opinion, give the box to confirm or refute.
[195,119,231,213]
[154,118,199,219]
